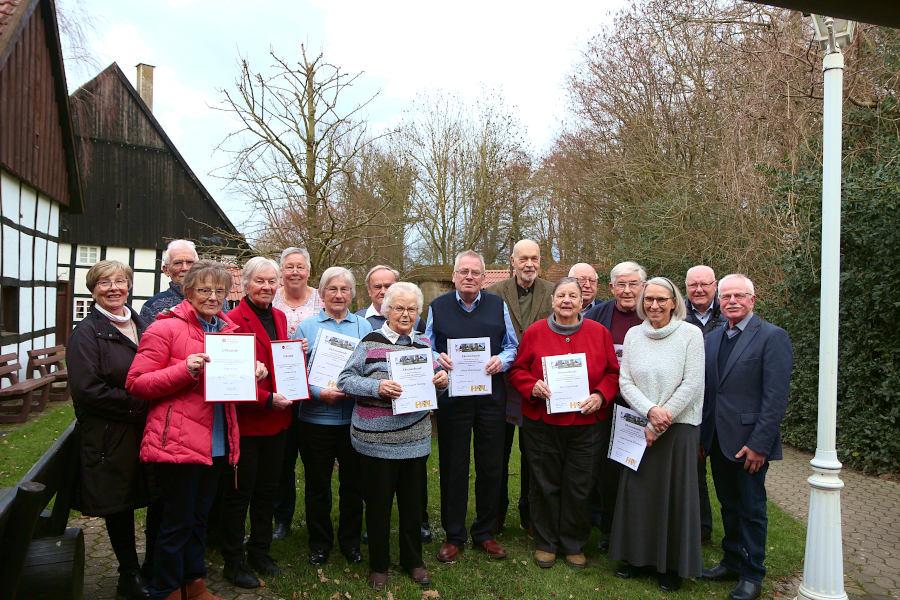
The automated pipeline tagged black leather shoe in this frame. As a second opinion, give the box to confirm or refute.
[658,571,682,592]
[421,522,433,544]
[342,547,363,564]
[248,553,281,577]
[272,521,290,540]
[116,570,150,600]
[729,579,762,600]
[615,563,640,579]
[308,548,329,566]
[702,564,741,581]
[223,561,260,589]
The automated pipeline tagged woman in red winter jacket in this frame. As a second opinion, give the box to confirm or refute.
[127,261,266,600]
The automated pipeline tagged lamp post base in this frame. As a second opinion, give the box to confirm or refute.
[796,456,847,600]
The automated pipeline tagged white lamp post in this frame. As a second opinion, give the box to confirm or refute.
[796,14,855,600]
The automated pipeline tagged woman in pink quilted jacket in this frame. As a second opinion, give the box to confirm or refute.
[127,261,266,600]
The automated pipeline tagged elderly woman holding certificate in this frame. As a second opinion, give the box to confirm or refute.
[127,260,266,600]
[608,277,704,592]
[292,266,373,566]
[337,282,447,591]
[507,277,620,570]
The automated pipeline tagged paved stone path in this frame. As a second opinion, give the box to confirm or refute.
[766,446,900,599]
[72,444,898,600]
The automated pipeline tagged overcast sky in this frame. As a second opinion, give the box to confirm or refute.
[62,0,626,234]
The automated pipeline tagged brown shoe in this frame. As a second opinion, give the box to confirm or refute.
[367,571,388,591]
[565,553,587,569]
[476,539,508,559]
[533,550,556,568]
[409,566,432,587]
[185,578,222,600]
[437,541,460,563]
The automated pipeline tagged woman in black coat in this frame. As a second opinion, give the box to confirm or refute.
[68,260,154,600]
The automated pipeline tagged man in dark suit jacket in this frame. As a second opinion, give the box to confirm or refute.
[487,239,553,532]
[700,274,792,600]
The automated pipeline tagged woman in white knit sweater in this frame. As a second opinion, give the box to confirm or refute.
[608,276,705,592]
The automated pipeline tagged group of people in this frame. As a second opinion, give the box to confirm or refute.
[67,237,792,600]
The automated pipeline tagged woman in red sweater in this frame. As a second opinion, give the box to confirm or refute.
[508,277,619,570]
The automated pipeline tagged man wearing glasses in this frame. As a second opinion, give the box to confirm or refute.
[568,263,601,313]
[700,274,792,600]
[684,265,726,545]
[584,260,646,552]
[140,239,199,322]
[424,250,519,563]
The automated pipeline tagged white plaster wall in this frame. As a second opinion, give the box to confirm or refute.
[48,241,59,279]
[18,287,32,337]
[45,288,55,333]
[36,195,51,234]
[19,184,36,230]
[134,248,157,270]
[2,224,17,277]
[18,232,33,280]
[33,286,46,330]
[48,202,58,236]
[74,266,89,295]
[106,246,130,264]
[160,273,172,292]
[34,237,47,280]
[133,299,146,313]
[133,271,156,297]
[0,169,18,218]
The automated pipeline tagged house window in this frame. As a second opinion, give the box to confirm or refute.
[74,298,91,321]
[1,285,19,335]
[77,245,100,266]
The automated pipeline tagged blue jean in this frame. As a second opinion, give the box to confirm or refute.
[147,460,222,599]
[710,435,769,583]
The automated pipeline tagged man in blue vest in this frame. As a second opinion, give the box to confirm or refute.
[424,250,519,563]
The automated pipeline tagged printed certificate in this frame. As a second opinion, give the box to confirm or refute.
[608,404,649,471]
[307,329,359,389]
[542,352,589,414]
[448,337,492,397]
[387,347,437,415]
[204,333,257,402]
[271,340,310,401]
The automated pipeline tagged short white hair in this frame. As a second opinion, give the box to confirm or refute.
[318,266,356,298]
[381,282,424,317]
[610,261,646,284]
[453,250,486,273]
[365,265,400,286]
[241,256,280,291]
[568,263,598,278]
[636,277,687,321]
[719,273,755,296]
[162,239,198,266]
[280,247,311,267]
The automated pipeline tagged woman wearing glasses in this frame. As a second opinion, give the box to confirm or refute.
[608,277,705,592]
[338,282,447,590]
[292,267,372,567]
[69,260,153,599]
[127,260,266,600]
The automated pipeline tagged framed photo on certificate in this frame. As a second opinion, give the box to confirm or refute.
[271,340,310,401]
[204,333,257,402]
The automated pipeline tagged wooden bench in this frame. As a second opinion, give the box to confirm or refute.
[26,345,68,403]
[0,353,54,424]
[0,421,83,600]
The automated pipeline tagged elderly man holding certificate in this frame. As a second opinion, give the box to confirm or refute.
[338,282,447,590]
[293,267,373,567]
[508,277,619,570]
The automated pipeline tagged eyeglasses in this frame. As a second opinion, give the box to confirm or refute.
[575,277,598,285]
[719,292,753,302]
[455,269,484,278]
[96,279,129,290]
[687,281,716,290]
[643,296,672,306]
[325,286,352,295]
[169,260,196,268]
[252,278,277,287]
[614,281,643,290]
[195,288,228,299]
[389,305,418,315]
[282,264,308,273]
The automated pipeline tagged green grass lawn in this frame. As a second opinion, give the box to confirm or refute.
[0,411,805,599]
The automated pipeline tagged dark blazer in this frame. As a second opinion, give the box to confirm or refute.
[701,314,793,462]
[685,298,726,334]
[486,276,554,340]
[583,298,615,329]
[68,304,150,515]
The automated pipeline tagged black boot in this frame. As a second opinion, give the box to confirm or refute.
[117,569,151,600]
[223,560,260,589]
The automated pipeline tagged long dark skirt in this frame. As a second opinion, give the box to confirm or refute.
[608,423,702,578]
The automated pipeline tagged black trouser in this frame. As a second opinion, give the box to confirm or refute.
[435,393,505,546]
[147,460,222,600]
[360,454,427,572]
[499,422,531,527]
[523,418,599,555]
[298,421,363,554]
[590,416,622,534]
[221,431,287,564]
[105,510,140,573]
[698,454,713,536]
[273,415,301,527]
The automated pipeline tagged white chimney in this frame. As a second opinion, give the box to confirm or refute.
[135,63,155,111]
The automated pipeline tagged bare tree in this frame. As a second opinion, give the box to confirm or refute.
[216,45,400,273]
